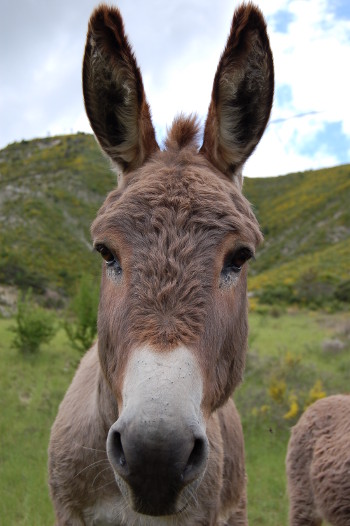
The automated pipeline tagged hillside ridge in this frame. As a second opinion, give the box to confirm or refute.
[0,134,349,307]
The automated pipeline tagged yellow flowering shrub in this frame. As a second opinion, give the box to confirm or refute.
[268,379,286,403]
[304,380,326,409]
[285,351,301,367]
[249,297,258,312]
[283,394,299,420]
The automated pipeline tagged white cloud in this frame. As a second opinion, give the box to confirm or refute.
[244,0,350,176]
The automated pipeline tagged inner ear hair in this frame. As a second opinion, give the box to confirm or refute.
[200,3,274,187]
[82,5,159,175]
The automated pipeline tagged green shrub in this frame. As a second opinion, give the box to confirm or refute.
[245,350,327,427]
[64,274,99,353]
[294,268,335,307]
[258,284,295,305]
[11,289,57,354]
[334,279,350,303]
[258,270,344,308]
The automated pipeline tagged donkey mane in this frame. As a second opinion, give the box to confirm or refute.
[164,114,201,150]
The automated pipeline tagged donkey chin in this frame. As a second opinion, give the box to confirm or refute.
[106,346,209,517]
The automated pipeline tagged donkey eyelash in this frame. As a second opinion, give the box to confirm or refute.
[95,243,122,274]
[222,246,254,274]
[94,243,114,261]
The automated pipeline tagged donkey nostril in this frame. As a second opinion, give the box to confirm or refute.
[188,438,205,467]
[110,430,127,470]
[182,437,207,483]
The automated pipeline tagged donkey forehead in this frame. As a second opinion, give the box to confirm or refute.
[92,152,262,248]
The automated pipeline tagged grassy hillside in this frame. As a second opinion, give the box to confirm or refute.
[0,134,349,306]
[244,165,350,306]
[0,134,114,297]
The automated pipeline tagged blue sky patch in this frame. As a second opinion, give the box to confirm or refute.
[276,84,293,108]
[299,121,350,162]
[327,0,350,21]
[271,9,295,33]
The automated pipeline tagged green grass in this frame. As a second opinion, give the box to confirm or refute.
[248,309,331,358]
[0,319,78,525]
[1,310,349,525]
[244,425,289,525]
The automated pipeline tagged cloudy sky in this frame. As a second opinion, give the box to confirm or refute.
[1,0,350,177]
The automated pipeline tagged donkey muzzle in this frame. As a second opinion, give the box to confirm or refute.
[107,417,208,515]
[106,346,208,516]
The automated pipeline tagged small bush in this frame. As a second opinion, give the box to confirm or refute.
[334,279,350,303]
[64,274,99,353]
[11,289,57,354]
[268,379,286,403]
[258,284,295,305]
[257,270,345,309]
[321,338,345,354]
[268,360,326,424]
[294,269,335,307]
[244,349,327,427]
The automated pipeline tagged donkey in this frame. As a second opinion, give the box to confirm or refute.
[286,395,350,526]
[49,3,274,525]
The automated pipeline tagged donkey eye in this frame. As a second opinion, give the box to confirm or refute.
[95,244,115,263]
[222,247,254,274]
[95,244,123,277]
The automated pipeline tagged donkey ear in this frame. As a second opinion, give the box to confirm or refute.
[83,6,159,175]
[200,4,274,189]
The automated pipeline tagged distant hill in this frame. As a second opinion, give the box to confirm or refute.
[0,134,349,306]
[244,164,350,305]
[0,134,113,299]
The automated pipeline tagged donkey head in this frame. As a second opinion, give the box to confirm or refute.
[83,3,273,517]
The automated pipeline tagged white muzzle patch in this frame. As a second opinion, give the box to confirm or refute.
[121,346,204,427]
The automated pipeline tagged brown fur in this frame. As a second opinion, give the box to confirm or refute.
[49,3,274,525]
[286,395,350,526]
